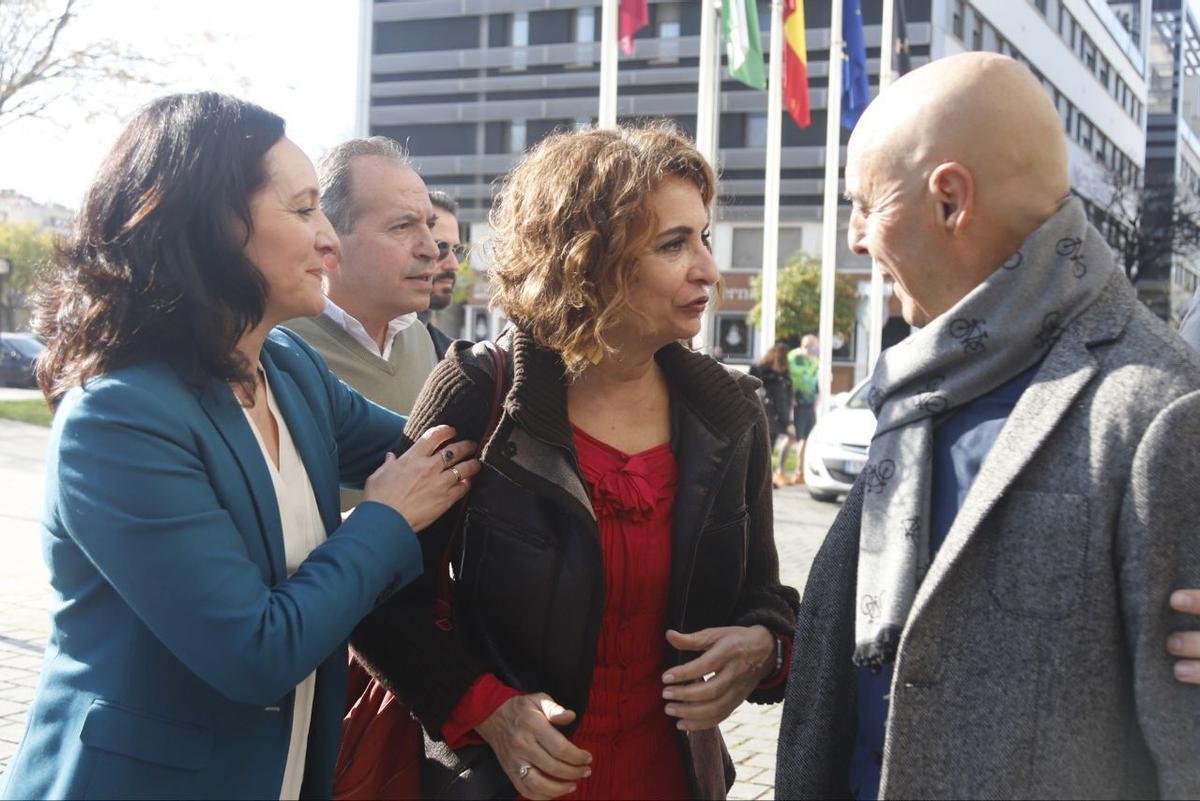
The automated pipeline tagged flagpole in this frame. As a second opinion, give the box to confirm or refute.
[696,0,720,354]
[599,0,619,128]
[818,0,844,416]
[867,0,896,372]
[879,0,897,88]
[696,0,720,161]
[758,0,784,359]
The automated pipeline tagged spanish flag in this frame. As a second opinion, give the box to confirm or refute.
[783,0,811,128]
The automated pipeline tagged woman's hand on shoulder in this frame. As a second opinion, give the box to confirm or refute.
[476,693,592,800]
[363,425,480,532]
[660,625,777,731]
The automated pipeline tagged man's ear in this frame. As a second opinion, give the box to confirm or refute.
[929,163,974,233]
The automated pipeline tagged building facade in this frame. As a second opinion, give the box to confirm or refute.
[360,0,1151,377]
[1145,0,1200,324]
[0,190,73,236]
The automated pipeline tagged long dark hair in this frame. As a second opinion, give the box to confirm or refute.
[35,92,286,406]
[756,342,789,374]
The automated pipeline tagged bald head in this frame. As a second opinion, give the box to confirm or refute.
[851,52,1068,222]
[845,53,1071,326]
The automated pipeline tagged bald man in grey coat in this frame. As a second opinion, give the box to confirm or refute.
[777,53,1200,800]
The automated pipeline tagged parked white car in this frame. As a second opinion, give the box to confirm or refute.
[802,378,876,502]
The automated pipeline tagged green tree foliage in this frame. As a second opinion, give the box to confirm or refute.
[0,221,56,329]
[450,244,476,306]
[748,251,859,344]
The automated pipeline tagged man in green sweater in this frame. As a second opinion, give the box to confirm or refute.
[284,137,442,509]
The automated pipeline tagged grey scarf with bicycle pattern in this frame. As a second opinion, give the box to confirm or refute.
[853,197,1118,668]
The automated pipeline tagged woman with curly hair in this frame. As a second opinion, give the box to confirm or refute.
[0,93,479,800]
[352,124,799,800]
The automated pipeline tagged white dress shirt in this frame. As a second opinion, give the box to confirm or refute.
[321,297,417,361]
[240,370,327,801]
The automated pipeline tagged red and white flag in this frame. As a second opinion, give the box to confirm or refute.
[619,0,649,55]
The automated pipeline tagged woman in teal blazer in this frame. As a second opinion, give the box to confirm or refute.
[0,93,479,799]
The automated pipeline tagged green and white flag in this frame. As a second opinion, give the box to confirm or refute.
[721,0,766,89]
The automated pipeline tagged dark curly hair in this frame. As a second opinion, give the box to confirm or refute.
[35,92,286,406]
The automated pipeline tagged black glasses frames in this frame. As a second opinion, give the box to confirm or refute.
[436,241,469,262]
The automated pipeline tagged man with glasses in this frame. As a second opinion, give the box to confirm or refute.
[283,136,443,509]
[425,190,469,360]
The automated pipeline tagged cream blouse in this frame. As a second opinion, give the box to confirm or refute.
[240,369,327,800]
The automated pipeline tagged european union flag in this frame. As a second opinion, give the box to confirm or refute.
[842,0,872,129]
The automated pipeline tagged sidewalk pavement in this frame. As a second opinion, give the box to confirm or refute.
[0,418,838,797]
[0,420,53,770]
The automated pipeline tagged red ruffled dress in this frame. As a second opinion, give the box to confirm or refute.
[443,425,691,800]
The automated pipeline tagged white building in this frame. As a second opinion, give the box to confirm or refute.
[0,190,74,235]
[1146,0,1200,324]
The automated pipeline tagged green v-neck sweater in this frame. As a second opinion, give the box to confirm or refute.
[282,314,437,509]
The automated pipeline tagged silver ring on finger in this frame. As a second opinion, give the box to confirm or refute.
[448,465,464,483]
[442,448,455,466]
[517,764,531,780]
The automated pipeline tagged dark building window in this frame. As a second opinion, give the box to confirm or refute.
[720,113,747,149]
[374,18,480,54]
[487,12,529,48]
[952,0,964,40]
[488,14,509,48]
[670,114,698,140]
[527,119,573,147]
[484,121,508,154]
[373,123,477,157]
[529,10,573,45]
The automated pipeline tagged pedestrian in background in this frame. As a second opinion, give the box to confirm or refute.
[424,189,468,360]
[750,341,795,488]
[352,124,799,801]
[0,92,479,800]
[780,334,819,485]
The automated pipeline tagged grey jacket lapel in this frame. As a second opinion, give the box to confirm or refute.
[906,273,1131,627]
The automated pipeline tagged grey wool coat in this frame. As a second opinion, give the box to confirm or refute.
[776,271,1200,800]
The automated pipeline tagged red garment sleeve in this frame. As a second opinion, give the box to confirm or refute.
[442,672,523,749]
[756,634,793,691]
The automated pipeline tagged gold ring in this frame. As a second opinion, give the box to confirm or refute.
[449,465,464,482]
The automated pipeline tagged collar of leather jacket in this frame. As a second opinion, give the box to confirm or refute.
[497,327,765,451]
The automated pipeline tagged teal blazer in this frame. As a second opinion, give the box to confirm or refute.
[0,328,419,800]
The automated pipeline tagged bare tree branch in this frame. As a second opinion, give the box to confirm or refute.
[0,0,160,128]
[1089,163,1200,319]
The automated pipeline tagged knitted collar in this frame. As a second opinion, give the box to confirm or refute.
[500,329,762,450]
